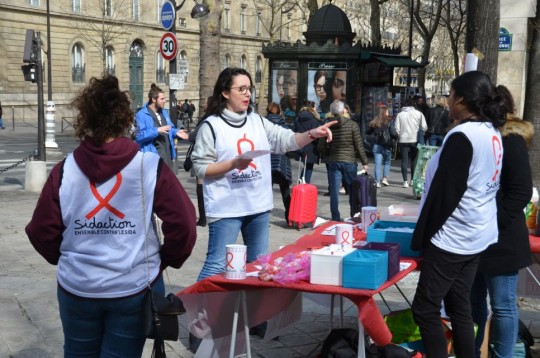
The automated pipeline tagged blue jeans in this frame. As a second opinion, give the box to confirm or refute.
[471,272,519,358]
[428,134,444,147]
[197,211,270,281]
[58,276,165,358]
[372,144,391,183]
[327,161,358,221]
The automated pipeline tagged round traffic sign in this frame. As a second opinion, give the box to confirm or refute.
[160,32,177,61]
[160,1,175,31]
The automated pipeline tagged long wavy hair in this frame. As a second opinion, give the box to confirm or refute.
[451,71,506,128]
[206,67,254,116]
[71,75,133,145]
[369,106,390,129]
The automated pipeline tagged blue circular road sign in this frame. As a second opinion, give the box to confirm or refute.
[160,1,176,31]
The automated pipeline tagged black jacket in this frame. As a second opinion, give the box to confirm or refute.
[478,119,534,274]
[294,107,321,164]
[427,106,450,135]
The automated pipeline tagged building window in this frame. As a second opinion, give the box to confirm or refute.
[256,12,261,36]
[240,6,246,34]
[28,0,39,6]
[223,7,230,32]
[287,13,291,40]
[240,55,247,69]
[72,0,81,12]
[255,57,262,83]
[105,46,115,75]
[133,0,140,20]
[179,50,187,60]
[130,41,143,58]
[179,17,186,27]
[156,51,166,83]
[104,0,111,16]
[224,54,230,69]
[72,43,85,83]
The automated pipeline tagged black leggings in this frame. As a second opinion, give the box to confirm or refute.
[399,142,418,182]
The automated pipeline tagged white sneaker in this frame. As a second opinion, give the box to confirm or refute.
[376,182,381,188]
[403,181,409,188]
[382,177,389,186]
[339,187,346,194]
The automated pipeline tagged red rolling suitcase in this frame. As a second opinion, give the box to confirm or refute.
[288,156,318,229]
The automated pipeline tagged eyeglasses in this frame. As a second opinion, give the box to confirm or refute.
[314,84,326,92]
[230,86,254,95]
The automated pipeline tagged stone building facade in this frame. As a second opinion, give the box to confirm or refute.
[0,0,305,123]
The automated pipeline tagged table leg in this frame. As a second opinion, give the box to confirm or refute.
[229,293,241,358]
[357,318,366,358]
[241,291,252,358]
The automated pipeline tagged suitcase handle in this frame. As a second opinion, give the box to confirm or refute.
[297,153,307,184]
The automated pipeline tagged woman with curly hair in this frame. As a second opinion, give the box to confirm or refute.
[25,75,197,357]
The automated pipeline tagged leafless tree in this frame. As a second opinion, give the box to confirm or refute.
[441,0,466,77]
[72,0,133,74]
[198,0,224,103]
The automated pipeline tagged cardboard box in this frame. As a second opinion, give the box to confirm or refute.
[342,250,388,290]
[367,220,420,258]
[359,242,400,279]
[310,244,356,286]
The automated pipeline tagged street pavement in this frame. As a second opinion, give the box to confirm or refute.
[1,124,540,357]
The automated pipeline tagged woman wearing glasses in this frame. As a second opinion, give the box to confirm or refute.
[191,68,336,283]
[320,71,347,114]
[312,70,328,113]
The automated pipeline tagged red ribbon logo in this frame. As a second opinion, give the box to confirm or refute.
[237,133,257,170]
[340,230,351,244]
[226,252,234,269]
[369,213,377,225]
[85,173,125,220]
[491,135,502,182]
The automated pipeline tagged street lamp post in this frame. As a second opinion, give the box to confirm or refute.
[168,0,209,127]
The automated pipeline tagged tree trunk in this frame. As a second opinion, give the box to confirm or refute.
[465,0,500,81]
[199,0,223,103]
[523,2,540,187]
[370,0,381,47]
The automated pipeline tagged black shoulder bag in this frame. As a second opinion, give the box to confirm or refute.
[140,154,186,358]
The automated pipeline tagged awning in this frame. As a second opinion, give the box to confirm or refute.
[373,55,423,68]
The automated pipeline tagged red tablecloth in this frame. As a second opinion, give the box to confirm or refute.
[178,222,418,346]
[529,234,540,253]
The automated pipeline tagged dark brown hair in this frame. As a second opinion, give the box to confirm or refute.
[147,83,163,104]
[206,67,254,115]
[71,75,133,145]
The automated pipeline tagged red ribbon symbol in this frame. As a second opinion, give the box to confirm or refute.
[369,213,377,225]
[491,135,502,182]
[237,133,257,170]
[85,173,125,220]
[340,230,351,245]
[226,252,234,269]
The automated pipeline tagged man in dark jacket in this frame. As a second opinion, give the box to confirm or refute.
[426,96,450,146]
[318,100,369,221]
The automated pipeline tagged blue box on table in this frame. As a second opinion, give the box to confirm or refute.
[359,242,400,279]
[342,250,388,290]
[366,220,420,258]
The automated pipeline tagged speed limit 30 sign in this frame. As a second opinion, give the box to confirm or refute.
[160,32,177,61]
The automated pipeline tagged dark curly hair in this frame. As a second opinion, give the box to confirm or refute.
[206,67,254,116]
[450,71,506,128]
[71,75,134,145]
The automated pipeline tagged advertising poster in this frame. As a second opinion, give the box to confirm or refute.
[271,62,298,119]
[306,62,348,116]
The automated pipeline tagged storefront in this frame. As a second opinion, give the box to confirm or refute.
[262,4,423,149]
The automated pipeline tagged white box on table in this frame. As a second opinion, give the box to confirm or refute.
[379,204,419,223]
[310,244,356,286]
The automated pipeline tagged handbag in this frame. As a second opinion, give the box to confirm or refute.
[140,154,185,358]
[183,142,194,172]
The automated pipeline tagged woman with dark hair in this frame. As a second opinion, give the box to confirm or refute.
[266,102,292,221]
[470,86,534,358]
[411,71,506,358]
[294,100,322,183]
[313,70,328,112]
[25,75,197,357]
[191,67,336,282]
